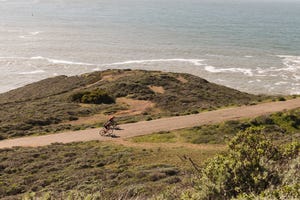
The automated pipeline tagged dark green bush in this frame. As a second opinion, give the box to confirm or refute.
[70,91,86,102]
[189,127,299,199]
[250,115,275,126]
[70,89,115,104]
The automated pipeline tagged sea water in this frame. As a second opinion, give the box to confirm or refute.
[0,0,299,94]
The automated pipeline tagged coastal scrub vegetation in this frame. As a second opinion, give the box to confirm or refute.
[0,141,221,199]
[0,127,298,199]
[177,128,299,200]
[0,69,269,140]
[1,108,299,199]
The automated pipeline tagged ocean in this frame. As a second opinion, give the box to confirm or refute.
[0,0,299,94]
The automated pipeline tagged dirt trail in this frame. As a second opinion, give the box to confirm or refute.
[0,98,299,149]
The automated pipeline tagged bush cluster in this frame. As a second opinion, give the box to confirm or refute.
[70,89,115,104]
[183,127,300,200]
[0,142,181,199]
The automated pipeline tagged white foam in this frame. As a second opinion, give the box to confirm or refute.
[256,67,266,74]
[293,75,300,80]
[204,66,253,76]
[30,31,41,35]
[274,81,288,86]
[244,55,253,58]
[103,58,205,66]
[0,56,96,66]
[0,56,91,66]
[0,56,28,60]
[30,56,95,66]
[18,70,45,75]
[277,55,300,72]
[215,78,226,82]
[205,54,224,57]
[18,31,42,39]
[255,75,268,77]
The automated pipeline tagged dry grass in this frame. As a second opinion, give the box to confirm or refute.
[112,139,226,151]
[63,113,107,126]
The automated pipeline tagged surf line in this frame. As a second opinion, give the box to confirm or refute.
[102,58,205,66]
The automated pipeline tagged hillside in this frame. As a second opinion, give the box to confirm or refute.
[1,108,299,199]
[0,69,266,140]
[0,69,299,200]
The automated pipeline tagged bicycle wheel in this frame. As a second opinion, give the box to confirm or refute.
[99,128,107,136]
[106,128,114,137]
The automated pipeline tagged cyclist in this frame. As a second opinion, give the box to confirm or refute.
[104,116,116,130]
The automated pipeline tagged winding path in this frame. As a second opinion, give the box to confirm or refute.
[0,98,299,148]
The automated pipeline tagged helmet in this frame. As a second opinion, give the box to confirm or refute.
[109,116,115,120]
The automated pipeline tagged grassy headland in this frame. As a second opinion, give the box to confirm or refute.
[0,69,269,140]
[0,69,299,199]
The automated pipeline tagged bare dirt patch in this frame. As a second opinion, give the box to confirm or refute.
[115,97,155,116]
[149,85,165,94]
[177,76,188,83]
[101,74,116,82]
[62,97,156,126]
[101,70,135,82]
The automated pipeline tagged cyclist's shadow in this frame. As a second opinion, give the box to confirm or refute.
[111,126,124,138]
[114,126,123,131]
[110,126,123,138]
[111,134,120,138]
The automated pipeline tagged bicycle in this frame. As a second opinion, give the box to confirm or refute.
[99,121,118,137]
[99,127,114,137]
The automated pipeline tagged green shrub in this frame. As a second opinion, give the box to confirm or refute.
[278,97,286,101]
[190,127,299,199]
[70,89,115,104]
[70,91,86,102]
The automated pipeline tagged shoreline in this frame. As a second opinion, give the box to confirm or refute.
[1,67,299,96]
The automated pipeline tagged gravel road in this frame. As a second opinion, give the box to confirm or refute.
[0,98,299,148]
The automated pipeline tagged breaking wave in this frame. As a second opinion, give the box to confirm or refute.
[1,55,300,94]
[103,58,205,66]
[30,56,95,66]
[204,66,254,76]
[18,70,45,75]
[277,55,300,72]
